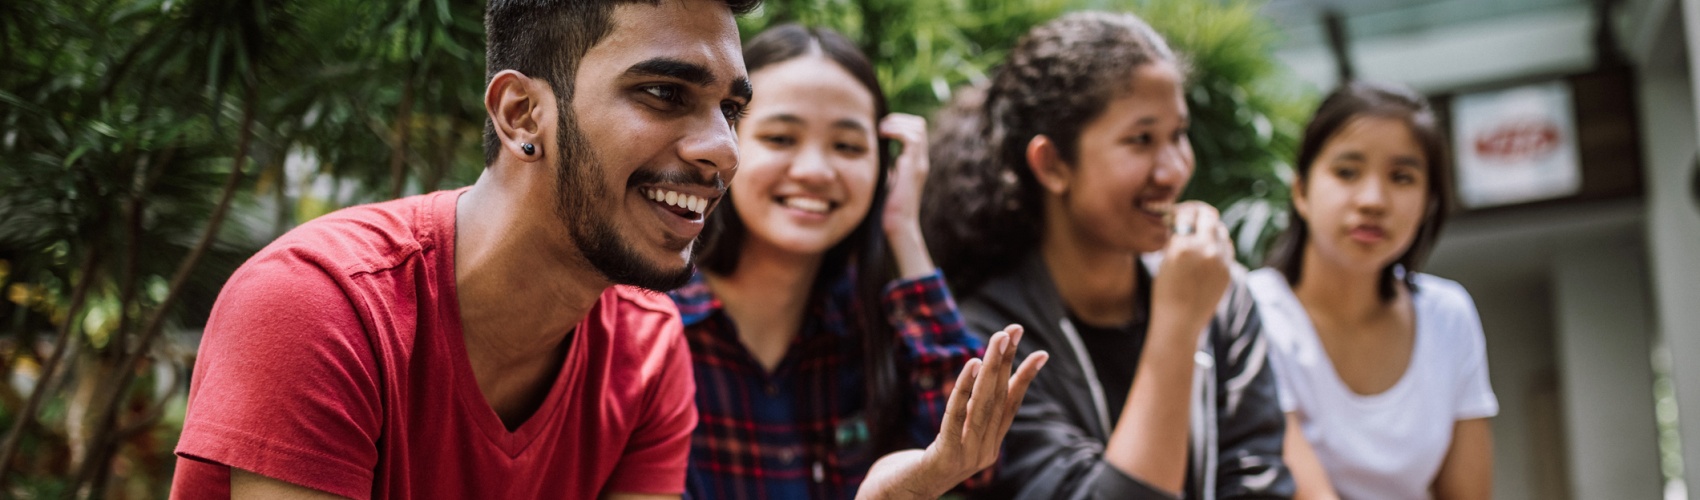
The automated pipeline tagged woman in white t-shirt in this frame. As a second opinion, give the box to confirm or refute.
[1247,81,1498,500]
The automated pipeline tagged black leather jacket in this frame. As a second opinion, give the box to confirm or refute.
[960,254,1293,500]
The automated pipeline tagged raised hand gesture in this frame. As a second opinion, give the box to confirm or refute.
[877,113,936,279]
[856,325,1049,499]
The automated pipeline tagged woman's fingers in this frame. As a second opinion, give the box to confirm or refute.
[878,113,927,144]
[936,357,982,457]
[879,113,930,178]
[1169,202,1202,240]
[921,324,1049,480]
[977,326,1022,450]
[995,350,1049,443]
[965,331,1009,448]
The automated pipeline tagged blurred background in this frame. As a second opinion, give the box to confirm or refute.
[0,0,1694,498]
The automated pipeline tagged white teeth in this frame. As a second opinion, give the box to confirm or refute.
[1141,200,1173,215]
[645,188,708,215]
[783,196,831,214]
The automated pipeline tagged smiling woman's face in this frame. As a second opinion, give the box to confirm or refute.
[1294,115,1431,274]
[729,54,879,258]
[1048,61,1193,255]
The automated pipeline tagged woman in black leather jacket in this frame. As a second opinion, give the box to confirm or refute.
[922,11,1293,500]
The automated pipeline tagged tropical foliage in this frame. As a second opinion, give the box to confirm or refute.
[0,0,1309,497]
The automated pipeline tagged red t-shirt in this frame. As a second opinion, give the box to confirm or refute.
[172,189,695,499]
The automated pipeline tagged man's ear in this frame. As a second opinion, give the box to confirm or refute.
[1025,135,1072,196]
[485,69,551,163]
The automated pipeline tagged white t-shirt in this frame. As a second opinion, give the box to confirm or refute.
[1247,268,1498,500]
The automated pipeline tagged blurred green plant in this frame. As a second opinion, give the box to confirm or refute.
[0,0,484,497]
[0,0,1308,497]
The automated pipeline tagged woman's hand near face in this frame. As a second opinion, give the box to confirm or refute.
[1151,201,1234,341]
[877,113,936,279]
[856,325,1050,500]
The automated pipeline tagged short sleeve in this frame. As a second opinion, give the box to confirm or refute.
[1246,271,1301,414]
[173,251,383,500]
[604,320,698,494]
[1268,350,1300,414]
[1449,288,1500,421]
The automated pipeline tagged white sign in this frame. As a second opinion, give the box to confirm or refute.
[1451,81,1583,209]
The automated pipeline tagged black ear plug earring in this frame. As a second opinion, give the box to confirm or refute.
[521,143,536,156]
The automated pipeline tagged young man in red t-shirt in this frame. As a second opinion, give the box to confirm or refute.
[171,1,757,498]
[172,0,1047,498]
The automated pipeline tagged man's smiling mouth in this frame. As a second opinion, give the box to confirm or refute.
[643,187,709,220]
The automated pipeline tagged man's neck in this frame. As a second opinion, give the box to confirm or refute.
[455,169,608,354]
[453,168,609,427]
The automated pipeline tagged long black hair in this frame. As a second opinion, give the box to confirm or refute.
[694,23,909,457]
[922,11,1179,296]
[1263,80,1454,301]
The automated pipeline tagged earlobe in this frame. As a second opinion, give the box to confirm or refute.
[1025,135,1070,195]
[485,70,549,163]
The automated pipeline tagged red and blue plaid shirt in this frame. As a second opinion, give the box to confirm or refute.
[671,270,983,500]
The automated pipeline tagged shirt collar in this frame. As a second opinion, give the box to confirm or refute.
[667,268,856,339]
[669,271,721,327]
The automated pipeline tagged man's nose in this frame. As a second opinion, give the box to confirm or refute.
[681,115,739,178]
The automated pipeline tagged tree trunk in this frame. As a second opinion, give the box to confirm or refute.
[0,249,101,488]
[72,82,259,498]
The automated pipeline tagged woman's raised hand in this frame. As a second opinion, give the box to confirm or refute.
[1152,201,1235,341]
[856,325,1049,499]
[877,113,936,279]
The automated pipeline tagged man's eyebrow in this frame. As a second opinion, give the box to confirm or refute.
[732,78,752,101]
[626,58,718,87]
[625,58,752,101]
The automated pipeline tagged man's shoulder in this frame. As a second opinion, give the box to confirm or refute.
[593,285,687,347]
[256,191,452,279]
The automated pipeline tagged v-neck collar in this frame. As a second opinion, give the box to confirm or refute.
[433,188,582,458]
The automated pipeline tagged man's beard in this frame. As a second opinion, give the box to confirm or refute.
[554,106,698,292]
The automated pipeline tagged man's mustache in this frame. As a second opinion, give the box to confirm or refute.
[629,168,726,196]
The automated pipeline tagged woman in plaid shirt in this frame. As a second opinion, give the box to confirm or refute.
[669,24,1048,500]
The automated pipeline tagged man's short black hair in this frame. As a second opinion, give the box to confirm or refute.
[482,0,762,165]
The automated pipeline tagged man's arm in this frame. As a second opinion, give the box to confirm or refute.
[231,468,349,500]
[601,494,679,500]
[175,251,383,498]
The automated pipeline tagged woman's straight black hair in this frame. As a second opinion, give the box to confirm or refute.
[695,23,910,458]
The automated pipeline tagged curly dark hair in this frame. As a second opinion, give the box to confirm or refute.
[481,0,761,165]
[1263,80,1454,302]
[922,11,1179,295]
